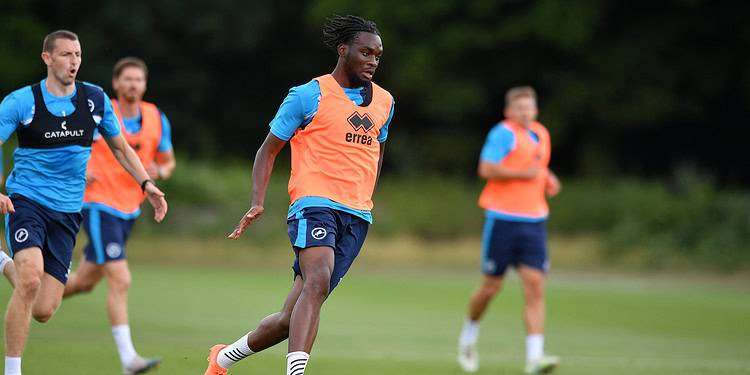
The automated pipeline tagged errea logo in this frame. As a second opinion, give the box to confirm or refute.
[345,111,376,145]
[347,112,375,132]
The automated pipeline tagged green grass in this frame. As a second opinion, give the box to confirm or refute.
[0,237,749,374]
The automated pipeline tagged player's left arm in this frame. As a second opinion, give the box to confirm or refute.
[374,99,394,191]
[97,94,167,222]
[152,111,176,180]
[546,169,561,197]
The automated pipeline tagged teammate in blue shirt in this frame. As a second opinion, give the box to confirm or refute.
[0,30,167,375]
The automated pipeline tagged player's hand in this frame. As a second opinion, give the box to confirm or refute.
[228,205,265,240]
[85,172,96,185]
[546,173,562,197]
[0,194,15,215]
[144,182,168,222]
[518,167,542,180]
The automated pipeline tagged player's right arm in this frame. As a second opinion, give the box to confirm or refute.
[0,92,22,214]
[477,125,539,181]
[228,82,313,239]
[228,133,287,239]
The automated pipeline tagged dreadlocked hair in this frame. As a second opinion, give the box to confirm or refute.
[321,15,380,51]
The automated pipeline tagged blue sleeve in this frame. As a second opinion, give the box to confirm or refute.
[480,125,515,163]
[157,111,173,152]
[97,91,121,137]
[378,100,395,143]
[0,93,22,143]
[269,80,320,141]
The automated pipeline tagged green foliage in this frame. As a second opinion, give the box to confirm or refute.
[2,1,748,178]
[549,176,750,270]
[142,160,750,271]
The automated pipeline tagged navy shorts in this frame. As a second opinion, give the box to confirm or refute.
[4,194,83,284]
[288,207,369,293]
[481,217,549,276]
[82,207,136,264]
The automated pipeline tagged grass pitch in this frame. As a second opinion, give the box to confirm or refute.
[0,236,748,374]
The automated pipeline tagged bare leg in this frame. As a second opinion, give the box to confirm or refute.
[244,276,304,351]
[288,247,334,354]
[4,248,45,357]
[518,266,545,334]
[103,260,131,326]
[31,273,65,323]
[467,275,503,321]
[63,258,104,298]
[3,261,18,288]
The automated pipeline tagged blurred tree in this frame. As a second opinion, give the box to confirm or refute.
[0,0,747,182]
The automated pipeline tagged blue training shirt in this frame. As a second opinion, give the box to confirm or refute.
[269,79,395,223]
[480,121,545,223]
[0,79,121,213]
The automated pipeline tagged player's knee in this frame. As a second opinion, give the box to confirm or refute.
[17,274,42,297]
[32,306,56,323]
[78,280,97,293]
[108,272,132,292]
[303,273,331,301]
[481,278,502,297]
[524,281,545,303]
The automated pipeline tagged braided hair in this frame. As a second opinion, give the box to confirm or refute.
[322,15,380,51]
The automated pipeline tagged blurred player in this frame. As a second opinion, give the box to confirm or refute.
[203,15,394,375]
[0,167,14,288]
[457,86,561,374]
[62,57,175,374]
[0,30,167,375]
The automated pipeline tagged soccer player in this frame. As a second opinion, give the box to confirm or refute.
[61,57,175,374]
[0,30,167,375]
[457,86,561,374]
[203,15,394,375]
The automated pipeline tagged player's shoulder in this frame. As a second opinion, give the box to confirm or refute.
[3,85,34,102]
[290,79,321,98]
[80,81,106,97]
[1,85,34,113]
[531,121,550,136]
[490,122,515,139]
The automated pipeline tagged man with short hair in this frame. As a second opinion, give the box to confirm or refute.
[203,15,394,375]
[457,86,561,374]
[0,30,167,375]
[61,56,175,374]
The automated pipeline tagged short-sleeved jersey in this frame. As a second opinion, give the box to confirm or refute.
[0,79,121,212]
[478,121,550,222]
[269,79,395,223]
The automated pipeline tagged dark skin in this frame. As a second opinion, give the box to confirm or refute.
[227,31,385,354]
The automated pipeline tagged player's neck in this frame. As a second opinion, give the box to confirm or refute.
[45,75,75,97]
[117,98,141,119]
[331,63,360,89]
[508,119,533,129]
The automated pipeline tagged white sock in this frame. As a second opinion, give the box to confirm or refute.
[5,356,21,375]
[526,334,544,363]
[286,351,309,375]
[459,318,479,346]
[112,325,138,366]
[0,251,12,275]
[217,333,255,369]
